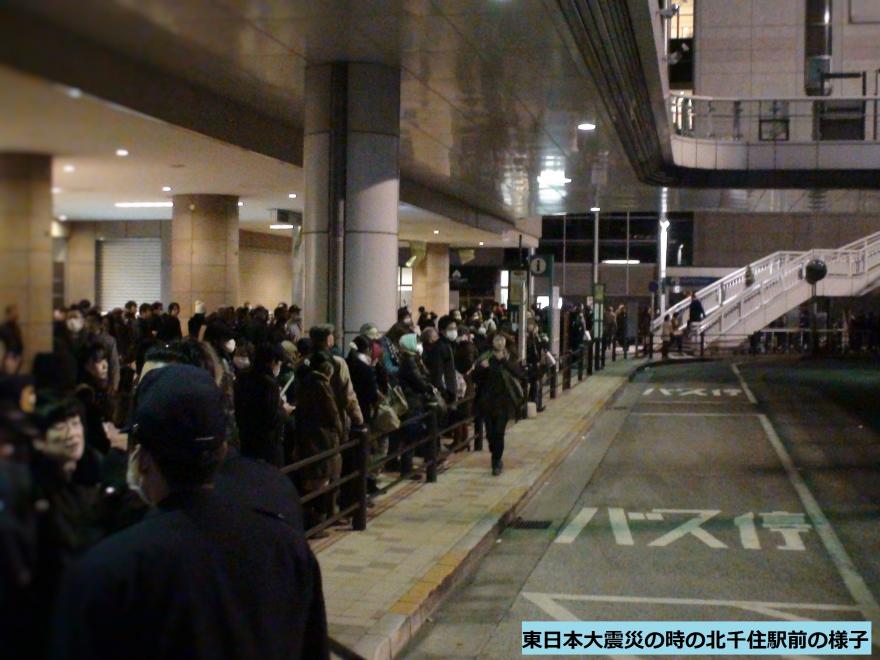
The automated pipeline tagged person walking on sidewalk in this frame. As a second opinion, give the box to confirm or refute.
[473,334,525,476]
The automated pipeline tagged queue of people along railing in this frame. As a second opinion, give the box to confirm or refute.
[651,230,880,353]
[282,348,593,540]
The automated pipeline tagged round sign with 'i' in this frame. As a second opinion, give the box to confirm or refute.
[530,257,548,276]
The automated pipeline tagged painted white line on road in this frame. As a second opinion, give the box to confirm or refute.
[630,411,753,417]
[555,507,598,544]
[731,363,758,403]
[756,412,880,648]
[523,591,862,612]
[730,362,880,646]
[608,507,634,546]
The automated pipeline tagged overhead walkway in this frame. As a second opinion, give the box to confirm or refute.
[652,230,880,348]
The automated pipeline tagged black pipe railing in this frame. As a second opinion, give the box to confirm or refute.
[282,350,596,540]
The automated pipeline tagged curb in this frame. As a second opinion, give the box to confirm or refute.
[352,376,631,660]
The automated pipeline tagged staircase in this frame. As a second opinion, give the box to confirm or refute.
[651,230,880,348]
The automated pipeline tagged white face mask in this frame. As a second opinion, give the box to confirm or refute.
[415,343,424,355]
[446,329,458,342]
[272,363,281,378]
[66,317,84,333]
[233,356,250,370]
[126,446,150,505]
[224,339,236,354]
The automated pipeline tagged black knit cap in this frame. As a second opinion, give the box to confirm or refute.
[127,364,225,458]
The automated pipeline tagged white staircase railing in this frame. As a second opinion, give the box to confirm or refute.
[651,230,880,345]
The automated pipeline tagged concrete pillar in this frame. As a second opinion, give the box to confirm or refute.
[412,243,450,316]
[65,221,97,306]
[302,62,400,340]
[0,154,53,368]
[170,194,239,328]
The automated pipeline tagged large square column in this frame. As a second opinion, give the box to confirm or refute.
[0,154,53,367]
[170,194,239,326]
[411,242,450,315]
[301,62,400,339]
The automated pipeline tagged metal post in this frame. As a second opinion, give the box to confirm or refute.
[578,347,585,381]
[562,214,567,297]
[353,428,369,531]
[625,211,631,296]
[700,332,705,358]
[587,339,594,375]
[425,408,439,483]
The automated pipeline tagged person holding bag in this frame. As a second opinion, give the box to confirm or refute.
[473,333,526,476]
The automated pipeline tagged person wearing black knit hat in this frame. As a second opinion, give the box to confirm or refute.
[51,364,329,660]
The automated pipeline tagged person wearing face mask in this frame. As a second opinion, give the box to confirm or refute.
[428,316,459,409]
[53,364,330,660]
[73,341,123,455]
[234,343,291,467]
[203,322,238,442]
[231,340,254,375]
[473,333,526,476]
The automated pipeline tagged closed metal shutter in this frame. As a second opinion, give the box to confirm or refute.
[96,238,162,312]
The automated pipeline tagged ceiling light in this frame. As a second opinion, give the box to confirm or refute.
[162,186,172,192]
[115,148,129,157]
[66,87,82,99]
[57,215,68,221]
[578,122,597,131]
[270,224,294,230]
[62,164,75,173]
[602,259,640,265]
[52,187,62,194]
[114,201,173,208]
[433,229,440,235]
[238,201,244,207]
[288,193,297,199]
[479,241,485,246]
[590,206,601,212]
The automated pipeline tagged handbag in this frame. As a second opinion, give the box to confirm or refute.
[389,385,409,417]
[371,398,401,434]
[429,385,448,415]
[500,366,526,409]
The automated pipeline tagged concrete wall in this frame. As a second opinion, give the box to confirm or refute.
[239,230,293,308]
[64,221,294,309]
[693,212,880,267]
[696,0,880,98]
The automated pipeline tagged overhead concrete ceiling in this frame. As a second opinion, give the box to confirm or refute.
[0,64,524,245]
[0,0,873,222]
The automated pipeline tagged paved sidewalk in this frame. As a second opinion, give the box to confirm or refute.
[315,360,642,659]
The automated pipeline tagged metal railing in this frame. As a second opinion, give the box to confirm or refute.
[283,349,599,540]
[653,230,880,345]
[668,94,880,144]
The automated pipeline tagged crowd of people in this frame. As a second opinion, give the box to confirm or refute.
[0,295,559,658]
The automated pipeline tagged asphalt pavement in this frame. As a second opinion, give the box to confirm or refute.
[401,357,880,659]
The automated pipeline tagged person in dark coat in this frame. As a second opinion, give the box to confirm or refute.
[157,302,183,342]
[234,343,290,466]
[50,364,328,660]
[473,334,525,476]
[187,300,207,339]
[346,336,380,427]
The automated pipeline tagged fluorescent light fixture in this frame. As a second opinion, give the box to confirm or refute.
[238,201,244,207]
[590,206,600,212]
[433,229,440,235]
[537,170,572,186]
[51,187,62,194]
[270,224,294,230]
[479,241,485,246]
[162,186,172,192]
[602,259,640,265]
[114,201,173,208]
[288,193,297,199]
[67,87,82,99]
[115,148,129,157]
[578,122,597,131]
[62,164,75,173]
